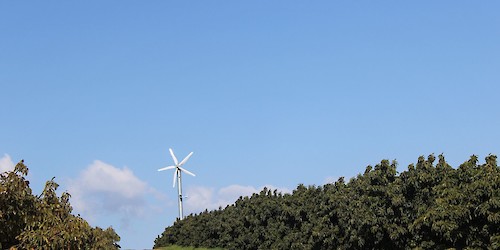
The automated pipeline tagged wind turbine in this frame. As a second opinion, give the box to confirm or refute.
[158,148,195,220]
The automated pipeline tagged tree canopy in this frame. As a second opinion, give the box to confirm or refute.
[155,154,500,249]
[0,160,120,249]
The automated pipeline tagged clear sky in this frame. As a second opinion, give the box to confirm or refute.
[1,1,499,249]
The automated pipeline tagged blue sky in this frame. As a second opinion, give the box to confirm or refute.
[1,1,499,249]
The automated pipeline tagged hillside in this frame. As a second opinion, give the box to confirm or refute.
[155,246,224,250]
[155,154,500,249]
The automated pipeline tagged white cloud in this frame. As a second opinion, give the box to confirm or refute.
[67,160,155,224]
[184,184,291,214]
[0,154,15,173]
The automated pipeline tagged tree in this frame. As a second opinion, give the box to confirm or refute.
[0,160,37,248]
[0,160,121,249]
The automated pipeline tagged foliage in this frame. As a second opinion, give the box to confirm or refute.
[155,245,224,250]
[155,154,500,249]
[0,160,36,248]
[0,160,120,249]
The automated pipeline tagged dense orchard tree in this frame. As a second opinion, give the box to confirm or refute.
[0,160,120,249]
[0,160,36,248]
[155,154,500,250]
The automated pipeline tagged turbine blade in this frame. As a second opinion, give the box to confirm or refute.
[169,148,178,165]
[158,166,176,171]
[178,152,193,167]
[179,167,196,177]
[172,170,177,188]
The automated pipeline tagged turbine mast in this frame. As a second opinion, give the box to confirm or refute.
[177,168,184,220]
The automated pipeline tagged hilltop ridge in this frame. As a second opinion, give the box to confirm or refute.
[155,154,500,249]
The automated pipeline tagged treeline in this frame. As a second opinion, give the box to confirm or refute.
[0,160,120,249]
[155,154,500,249]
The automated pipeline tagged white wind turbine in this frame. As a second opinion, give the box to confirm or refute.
[158,148,195,220]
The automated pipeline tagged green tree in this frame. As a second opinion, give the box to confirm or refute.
[0,160,37,248]
[1,160,121,249]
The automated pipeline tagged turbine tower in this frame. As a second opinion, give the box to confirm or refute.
[158,148,195,220]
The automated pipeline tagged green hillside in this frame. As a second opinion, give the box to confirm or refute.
[155,245,224,250]
[155,154,500,249]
